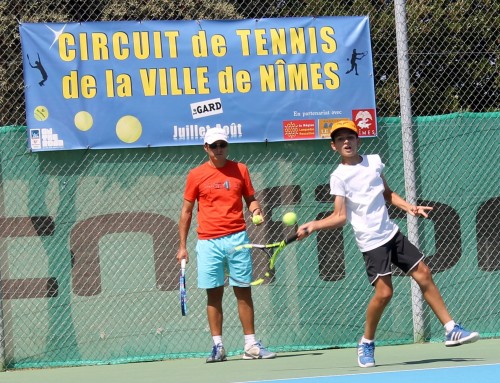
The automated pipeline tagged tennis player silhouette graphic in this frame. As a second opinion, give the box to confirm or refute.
[346,49,367,76]
[27,53,48,86]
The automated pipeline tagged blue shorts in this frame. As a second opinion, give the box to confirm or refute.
[196,231,252,288]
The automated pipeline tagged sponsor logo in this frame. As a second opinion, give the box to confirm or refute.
[30,128,64,150]
[352,109,377,137]
[30,129,41,150]
[283,120,316,140]
[318,118,348,139]
[191,98,223,119]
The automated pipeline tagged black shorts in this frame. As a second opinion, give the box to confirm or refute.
[362,231,424,285]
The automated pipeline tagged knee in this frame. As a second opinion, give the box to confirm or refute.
[413,263,434,287]
[375,287,393,305]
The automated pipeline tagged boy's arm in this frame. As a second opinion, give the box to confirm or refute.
[297,194,347,240]
[382,176,433,218]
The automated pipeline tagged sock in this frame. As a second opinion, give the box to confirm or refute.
[212,335,223,346]
[361,336,374,344]
[444,320,456,334]
[244,334,257,346]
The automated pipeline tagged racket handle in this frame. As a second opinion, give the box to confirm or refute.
[285,229,309,244]
[285,233,299,244]
[180,259,186,271]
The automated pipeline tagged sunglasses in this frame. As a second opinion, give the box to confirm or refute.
[208,142,228,149]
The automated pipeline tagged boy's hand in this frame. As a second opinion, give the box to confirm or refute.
[409,205,433,218]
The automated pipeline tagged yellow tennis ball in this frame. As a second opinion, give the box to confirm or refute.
[74,111,93,131]
[34,106,48,121]
[282,212,297,226]
[116,115,142,143]
[252,214,263,225]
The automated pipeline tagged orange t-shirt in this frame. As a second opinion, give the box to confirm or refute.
[184,160,255,239]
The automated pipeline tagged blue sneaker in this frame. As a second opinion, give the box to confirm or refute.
[243,341,276,359]
[206,343,227,363]
[357,341,375,368]
[445,324,480,347]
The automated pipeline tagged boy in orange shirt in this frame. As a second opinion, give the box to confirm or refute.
[177,127,276,362]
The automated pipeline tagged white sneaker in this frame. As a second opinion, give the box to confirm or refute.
[243,341,276,359]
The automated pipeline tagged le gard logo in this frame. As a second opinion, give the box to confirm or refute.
[318,109,377,139]
[191,98,223,119]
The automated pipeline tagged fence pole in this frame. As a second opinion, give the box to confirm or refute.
[0,279,5,370]
[394,0,426,343]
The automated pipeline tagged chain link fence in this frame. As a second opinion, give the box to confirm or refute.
[0,0,498,370]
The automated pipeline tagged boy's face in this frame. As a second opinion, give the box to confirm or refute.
[330,129,360,158]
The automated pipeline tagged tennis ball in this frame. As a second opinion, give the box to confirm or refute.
[282,212,297,226]
[252,214,263,225]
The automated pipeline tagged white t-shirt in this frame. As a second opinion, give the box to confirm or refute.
[330,154,399,252]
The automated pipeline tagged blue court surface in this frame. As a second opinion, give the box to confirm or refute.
[237,363,500,383]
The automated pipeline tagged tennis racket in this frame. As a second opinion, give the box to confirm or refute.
[227,233,299,286]
[179,259,187,316]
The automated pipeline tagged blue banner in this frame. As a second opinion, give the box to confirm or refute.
[20,17,377,151]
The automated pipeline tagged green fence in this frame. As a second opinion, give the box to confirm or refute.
[0,112,498,369]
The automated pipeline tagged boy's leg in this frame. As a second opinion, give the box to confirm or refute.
[409,261,452,324]
[206,286,227,362]
[207,286,225,336]
[358,275,393,368]
[400,237,479,346]
[233,286,255,335]
[364,275,393,339]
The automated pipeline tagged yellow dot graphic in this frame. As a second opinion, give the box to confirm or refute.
[74,111,93,131]
[34,106,48,121]
[116,115,142,144]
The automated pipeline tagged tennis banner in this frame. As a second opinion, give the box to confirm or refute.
[20,17,376,152]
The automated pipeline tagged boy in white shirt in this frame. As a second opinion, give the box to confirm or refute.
[297,119,479,368]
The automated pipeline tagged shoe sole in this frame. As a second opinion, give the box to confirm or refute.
[242,353,276,360]
[206,357,227,363]
[358,359,375,368]
[445,332,480,347]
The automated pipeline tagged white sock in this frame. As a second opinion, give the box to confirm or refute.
[212,335,223,346]
[244,334,256,346]
[444,320,456,334]
[361,336,374,344]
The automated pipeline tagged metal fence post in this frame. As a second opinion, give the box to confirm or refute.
[394,0,426,343]
[0,276,5,370]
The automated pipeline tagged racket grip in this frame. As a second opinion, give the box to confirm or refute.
[285,233,299,244]
[180,259,186,270]
[285,229,309,244]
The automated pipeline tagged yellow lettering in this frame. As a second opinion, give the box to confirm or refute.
[112,32,129,60]
[324,62,340,89]
[254,29,268,55]
[259,65,276,92]
[140,69,157,96]
[115,74,132,97]
[163,31,179,58]
[320,27,336,53]
[211,35,227,57]
[235,30,251,56]
[91,33,109,60]
[269,29,287,55]
[310,63,323,90]
[59,33,76,61]
[288,64,309,90]
[290,28,306,55]
[153,31,163,59]
[197,67,210,94]
[133,31,150,59]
